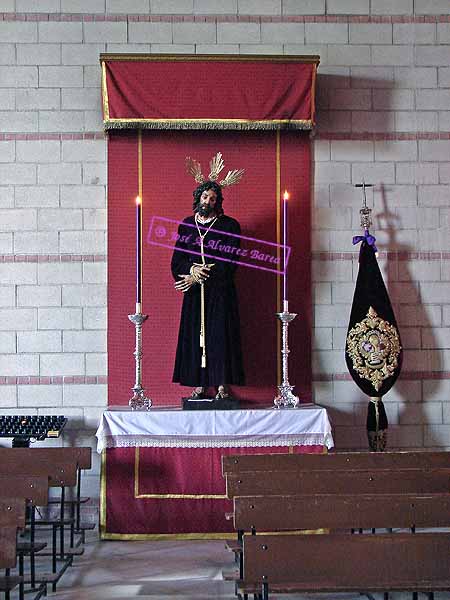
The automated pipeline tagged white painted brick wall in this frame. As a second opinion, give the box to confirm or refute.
[38,22,83,43]
[38,307,83,330]
[17,331,62,353]
[63,384,107,406]
[14,232,59,254]
[17,285,61,307]
[17,385,62,408]
[15,185,59,207]
[0,354,39,376]
[0,4,449,507]
[63,330,106,352]
[61,284,106,307]
[0,113,38,134]
[85,353,107,375]
[40,353,85,376]
[284,0,324,14]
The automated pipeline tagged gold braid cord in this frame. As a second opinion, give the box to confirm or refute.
[185,152,244,188]
[346,306,402,392]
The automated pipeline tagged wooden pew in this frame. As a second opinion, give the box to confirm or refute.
[230,491,450,588]
[222,449,450,477]
[0,447,93,540]
[0,459,78,593]
[0,498,26,530]
[233,492,450,533]
[0,526,23,600]
[0,477,49,600]
[0,501,27,599]
[226,467,450,498]
[224,467,450,583]
[240,532,450,599]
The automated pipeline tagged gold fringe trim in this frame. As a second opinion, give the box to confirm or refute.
[104,119,314,131]
[100,53,320,64]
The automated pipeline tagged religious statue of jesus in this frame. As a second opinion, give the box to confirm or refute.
[171,153,245,400]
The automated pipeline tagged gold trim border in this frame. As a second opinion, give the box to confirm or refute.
[101,60,110,121]
[134,447,227,499]
[100,53,320,63]
[100,446,309,538]
[100,449,107,538]
[101,531,232,540]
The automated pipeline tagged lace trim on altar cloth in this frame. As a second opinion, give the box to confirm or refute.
[97,433,334,453]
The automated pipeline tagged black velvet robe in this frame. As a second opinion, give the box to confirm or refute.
[171,214,245,387]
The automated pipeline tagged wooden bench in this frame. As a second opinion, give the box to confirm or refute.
[0,447,93,540]
[225,452,450,598]
[234,491,450,533]
[225,467,450,498]
[0,525,23,600]
[240,532,450,599]
[222,450,450,476]
[0,501,27,600]
[0,459,79,593]
[224,467,450,585]
[0,478,49,600]
[0,498,26,530]
[229,491,450,585]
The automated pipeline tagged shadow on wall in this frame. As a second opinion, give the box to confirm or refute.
[315,71,396,134]
[375,184,441,449]
[312,73,441,450]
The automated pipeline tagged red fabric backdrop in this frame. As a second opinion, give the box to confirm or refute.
[102,57,317,127]
[108,129,311,406]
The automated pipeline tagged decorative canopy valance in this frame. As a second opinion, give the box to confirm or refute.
[100,54,319,131]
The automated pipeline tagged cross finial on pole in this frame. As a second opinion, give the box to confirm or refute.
[354,180,374,230]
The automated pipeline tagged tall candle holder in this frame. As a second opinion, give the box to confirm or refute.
[128,306,152,410]
[274,304,299,408]
[128,193,151,410]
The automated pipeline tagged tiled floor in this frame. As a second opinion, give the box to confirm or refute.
[44,537,450,600]
[45,537,236,600]
[15,535,450,600]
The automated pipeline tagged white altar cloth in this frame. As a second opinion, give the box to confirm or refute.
[95,405,334,452]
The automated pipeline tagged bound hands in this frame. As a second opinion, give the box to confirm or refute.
[174,263,215,293]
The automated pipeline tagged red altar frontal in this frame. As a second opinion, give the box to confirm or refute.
[97,407,333,539]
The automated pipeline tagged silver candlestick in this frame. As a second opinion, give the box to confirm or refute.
[274,305,299,408]
[128,308,152,410]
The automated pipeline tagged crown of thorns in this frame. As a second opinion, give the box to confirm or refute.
[185,152,245,188]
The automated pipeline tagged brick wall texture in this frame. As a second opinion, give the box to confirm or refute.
[1,1,450,498]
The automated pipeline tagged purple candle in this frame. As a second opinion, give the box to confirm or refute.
[283,190,289,311]
[136,196,142,311]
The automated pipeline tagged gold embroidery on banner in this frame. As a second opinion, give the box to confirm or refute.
[346,306,402,392]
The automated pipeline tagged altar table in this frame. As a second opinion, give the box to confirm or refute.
[97,406,333,539]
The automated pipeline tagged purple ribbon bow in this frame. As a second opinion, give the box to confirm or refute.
[352,230,378,253]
